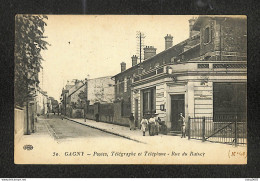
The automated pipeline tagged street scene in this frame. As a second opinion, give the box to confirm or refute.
[14,15,247,164]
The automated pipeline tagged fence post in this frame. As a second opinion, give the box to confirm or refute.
[202,116,206,142]
[235,115,238,147]
[188,116,191,140]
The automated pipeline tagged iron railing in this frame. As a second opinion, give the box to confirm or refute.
[187,116,247,146]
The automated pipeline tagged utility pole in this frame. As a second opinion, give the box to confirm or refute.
[136,31,145,63]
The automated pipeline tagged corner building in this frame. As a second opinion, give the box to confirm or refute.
[113,16,247,131]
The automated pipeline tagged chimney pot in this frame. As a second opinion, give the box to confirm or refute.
[144,46,157,60]
[164,34,173,50]
[189,18,198,38]
[120,62,126,72]
[131,55,138,66]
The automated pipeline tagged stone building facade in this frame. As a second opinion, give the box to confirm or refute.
[87,76,114,105]
[60,77,114,118]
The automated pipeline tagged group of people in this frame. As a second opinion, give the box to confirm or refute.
[140,114,162,136]
[133,112,186,138]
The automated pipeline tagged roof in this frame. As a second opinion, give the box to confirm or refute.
[87,75,112,81]
[192,15,246,31]
[68,83,85,97]
[112,33,200,78]
[179,43,200,56]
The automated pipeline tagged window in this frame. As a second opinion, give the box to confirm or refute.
[142,87,156,116]
[213,83,246,122]
[124,77,127,93]
[204,27,211,44]
[116,80,119,95]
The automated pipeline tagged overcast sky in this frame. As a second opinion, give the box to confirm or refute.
[41,15,196,101]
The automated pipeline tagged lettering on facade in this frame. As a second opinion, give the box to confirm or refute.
[156,92,164,98]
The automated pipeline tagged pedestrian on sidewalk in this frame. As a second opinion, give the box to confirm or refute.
[148,114,156,136]
[140,116,148,136]
[129,113,135,130]
[95,113,99,122]
[179,113,186,138]
[154,114,160,135]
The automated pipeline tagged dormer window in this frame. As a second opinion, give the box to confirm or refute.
[204,26,211,44]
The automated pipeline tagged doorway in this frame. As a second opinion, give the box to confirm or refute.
[134,99,139,127]
[171,94,185,131]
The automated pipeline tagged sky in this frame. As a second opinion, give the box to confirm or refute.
[41,15,196,101]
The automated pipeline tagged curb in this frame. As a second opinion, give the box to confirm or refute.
[63,117,146,144]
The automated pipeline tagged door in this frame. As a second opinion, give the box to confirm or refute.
[171,94,185,131]
[135,99,139,127]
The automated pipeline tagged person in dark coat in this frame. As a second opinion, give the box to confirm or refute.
[95,113,99,122]
[129,113,135,130]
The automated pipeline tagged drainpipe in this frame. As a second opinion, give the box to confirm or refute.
[220,18,227,61]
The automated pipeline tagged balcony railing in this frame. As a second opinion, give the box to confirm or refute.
[190,51,247,62]
[132,60,247,83]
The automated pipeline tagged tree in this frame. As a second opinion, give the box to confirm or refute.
[94,86,104,103]
[78,90,87,108]
[14,15,50,107]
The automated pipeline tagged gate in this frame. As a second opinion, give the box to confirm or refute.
[187,115,247,146]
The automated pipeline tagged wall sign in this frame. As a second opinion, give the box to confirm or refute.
[156,92,164,98]
[160,104,165,111]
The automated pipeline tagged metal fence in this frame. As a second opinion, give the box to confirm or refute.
[188,116,247,146]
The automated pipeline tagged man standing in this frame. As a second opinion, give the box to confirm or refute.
[154,114,160,135]
[95,113,99,122]
[179,113,186,138]
[129,113,135,130]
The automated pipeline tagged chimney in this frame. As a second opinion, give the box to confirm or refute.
[143,46,157,60]
[189,17,197,38]
[164,34,173,50]
[131,55,138,66]
[120,62,126,72]
[74,79,79,85]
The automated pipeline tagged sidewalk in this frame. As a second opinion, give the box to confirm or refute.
[65,117,170,144]
[65,117,247,149]
[15,116,57,155]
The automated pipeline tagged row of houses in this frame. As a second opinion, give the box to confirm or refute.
[15,67,59,141]
[60,16,247,132]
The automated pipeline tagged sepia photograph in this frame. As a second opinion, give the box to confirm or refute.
[14,15,247,164]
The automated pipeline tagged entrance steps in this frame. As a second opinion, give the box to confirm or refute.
[168,131,182,136]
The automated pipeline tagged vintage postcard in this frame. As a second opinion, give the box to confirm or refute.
[14,15,247,164]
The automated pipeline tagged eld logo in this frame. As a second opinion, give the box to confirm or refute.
[23,144,33,151]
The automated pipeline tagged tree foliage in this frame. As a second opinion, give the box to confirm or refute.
[77,90,87,109]
[15,15,49,107]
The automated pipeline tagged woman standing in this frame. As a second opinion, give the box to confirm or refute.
[140,116,148,136]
